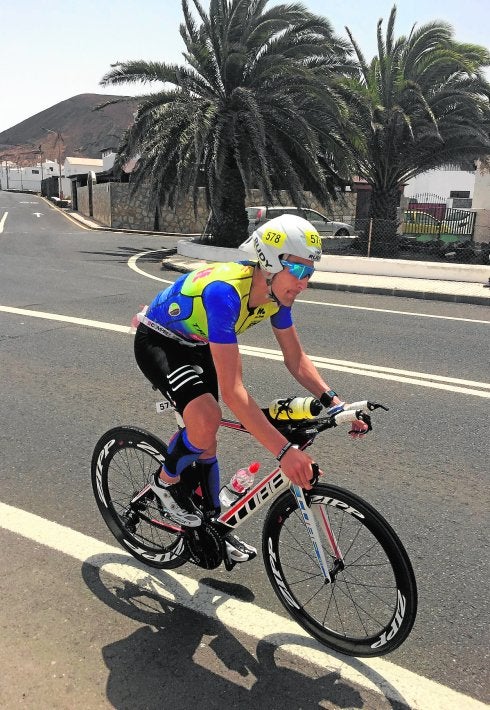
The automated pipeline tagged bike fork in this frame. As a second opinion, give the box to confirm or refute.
[290,484,343,583]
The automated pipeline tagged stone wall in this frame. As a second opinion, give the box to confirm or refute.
[110,182,154,230]
[92,183,111,225]
[77,185,89,216]
[77,181,358,233]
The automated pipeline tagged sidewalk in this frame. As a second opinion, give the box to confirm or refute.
[161,253,490,307]
[64,207,489,306]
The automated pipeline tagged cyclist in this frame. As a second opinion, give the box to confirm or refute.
[134,214,368,564]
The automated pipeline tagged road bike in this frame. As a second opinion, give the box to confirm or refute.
[91,398,417,657]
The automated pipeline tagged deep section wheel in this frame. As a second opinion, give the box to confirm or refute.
[262,483,417,656]
[91,426,189,569]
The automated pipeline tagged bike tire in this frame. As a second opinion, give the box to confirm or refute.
[262,483,417,656]
[91,426,189,569]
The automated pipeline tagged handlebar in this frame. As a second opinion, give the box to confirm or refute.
[225,400,389,444]
[330,401,388,431]
[261,400,389,445]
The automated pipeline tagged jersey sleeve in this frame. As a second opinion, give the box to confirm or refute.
[202,281,241,344]
[271,305,293,329]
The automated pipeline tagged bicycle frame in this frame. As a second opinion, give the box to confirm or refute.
[142,399,381,577]
[214,418,339,582]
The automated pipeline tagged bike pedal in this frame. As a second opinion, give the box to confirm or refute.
[224,557,237,572]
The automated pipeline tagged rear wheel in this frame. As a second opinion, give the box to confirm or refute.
[91,426,189,569]
[262,483,417,656]
[335,228,349,236]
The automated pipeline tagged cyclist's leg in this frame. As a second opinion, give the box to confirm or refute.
[134,326,256,559]
[134,326,220,525]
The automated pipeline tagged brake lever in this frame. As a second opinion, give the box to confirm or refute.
[309,462,320,487]
[367,401,389,412]
[355,411,372,432]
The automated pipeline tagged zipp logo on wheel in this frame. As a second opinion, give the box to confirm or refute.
[268,537,300,609]
[96,439,116,507]
[371,590,407,649]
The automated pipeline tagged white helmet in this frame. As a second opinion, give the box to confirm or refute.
[239,214,322,274]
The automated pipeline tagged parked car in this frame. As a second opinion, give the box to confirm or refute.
[246,206,356,243]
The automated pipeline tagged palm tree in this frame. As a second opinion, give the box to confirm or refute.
[341,5,490,256]
[100,0,354,246]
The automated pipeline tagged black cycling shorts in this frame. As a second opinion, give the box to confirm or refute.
[134,324,219,414]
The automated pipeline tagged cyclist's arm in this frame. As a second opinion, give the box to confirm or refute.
[272,324,342,403]
[209,341,314,488]
[273,324,368,436]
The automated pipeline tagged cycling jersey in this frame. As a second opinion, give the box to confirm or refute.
[143,261,293,345]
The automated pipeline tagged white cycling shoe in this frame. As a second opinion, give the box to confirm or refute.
[150,475,202,528]
[225,534,257,563]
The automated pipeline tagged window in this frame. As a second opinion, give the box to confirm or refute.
[449,191,470,199]
[31,169,39,174]
[304,209,327,223]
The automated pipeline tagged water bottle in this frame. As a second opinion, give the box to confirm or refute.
[268,396,322,421]
[219,462,260,507]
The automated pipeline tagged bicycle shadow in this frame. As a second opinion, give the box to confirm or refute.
[81,553,408,709]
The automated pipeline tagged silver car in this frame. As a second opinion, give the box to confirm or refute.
[246,206,355,244]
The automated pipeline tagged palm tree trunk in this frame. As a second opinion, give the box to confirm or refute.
[368,186,399,258]
[210,158,248,248]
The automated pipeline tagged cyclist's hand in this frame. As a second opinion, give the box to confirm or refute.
[334,401,370,439]
[279,447,319,489]
[348,417,369,439]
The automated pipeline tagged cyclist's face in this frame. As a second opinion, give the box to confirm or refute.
[272,254,313,306]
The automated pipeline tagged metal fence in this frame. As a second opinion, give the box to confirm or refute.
[330,213,489,265]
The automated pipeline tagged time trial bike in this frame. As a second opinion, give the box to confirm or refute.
[91,398,417,657]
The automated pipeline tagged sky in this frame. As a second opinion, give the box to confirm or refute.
[1,0,489,134]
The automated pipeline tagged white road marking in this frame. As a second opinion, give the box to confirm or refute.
[33,212,44,218]
[296,298,490,326]
[0,304,489,398]
[130,250,490,325]
[0,501,486,710]
[128,251,174,284]
[0,305,133,333]
[0,211,8,233]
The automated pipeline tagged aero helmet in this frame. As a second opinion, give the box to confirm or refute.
[239,213,322,273]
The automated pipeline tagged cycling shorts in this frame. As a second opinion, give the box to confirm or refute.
[134,324,219,414]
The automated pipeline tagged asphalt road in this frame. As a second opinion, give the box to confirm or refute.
[0,191,489,709]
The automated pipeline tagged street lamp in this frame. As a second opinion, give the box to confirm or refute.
[42,128,65,199]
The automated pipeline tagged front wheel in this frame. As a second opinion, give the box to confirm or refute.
[262,483,417,656]
[91,426,189,569]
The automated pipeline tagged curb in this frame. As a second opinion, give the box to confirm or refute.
[160,258,490,306]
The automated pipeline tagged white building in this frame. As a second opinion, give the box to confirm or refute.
[0,159,59,192]
[63,156,104,178]
[404,163,476,202]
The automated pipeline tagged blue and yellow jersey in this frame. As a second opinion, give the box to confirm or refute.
[145,261,293,344]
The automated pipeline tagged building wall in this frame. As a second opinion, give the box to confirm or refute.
[0,160,60,192]
[404,169,475,199]
[63,160,104,178]
[472,164,490,210]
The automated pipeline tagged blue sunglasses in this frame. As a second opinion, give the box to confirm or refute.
[280,259,315,280]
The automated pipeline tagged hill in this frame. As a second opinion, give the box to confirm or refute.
[0,93,140,165]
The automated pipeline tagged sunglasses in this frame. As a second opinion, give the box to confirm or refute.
[279,259,315,280]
